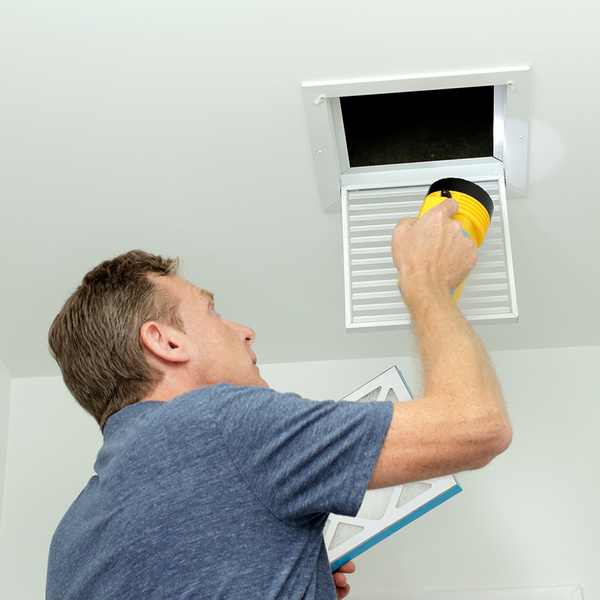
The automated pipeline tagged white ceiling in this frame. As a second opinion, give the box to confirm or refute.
[2,0,599,380]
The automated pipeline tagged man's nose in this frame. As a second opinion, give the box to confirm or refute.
[224,320,256,346]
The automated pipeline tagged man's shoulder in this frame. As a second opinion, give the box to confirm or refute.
[172,383,285,410]
[172,383,305,412]
[156,384,298,431]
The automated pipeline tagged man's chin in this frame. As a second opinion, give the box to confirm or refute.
[237,370,269,388]
[251,370,269,388]
[252,365,269,388]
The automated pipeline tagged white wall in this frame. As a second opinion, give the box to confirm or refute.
[0,377,102,600]
[1,346,599,599]
[0,359,11,528]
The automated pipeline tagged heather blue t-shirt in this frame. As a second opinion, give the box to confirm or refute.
[46,384,393,600]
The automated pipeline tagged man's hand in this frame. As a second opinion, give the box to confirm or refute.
[333,561,355,599]
[391,198,477,306]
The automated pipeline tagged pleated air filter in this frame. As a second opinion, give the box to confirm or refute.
[326,366,461,570]
[341,174,518,329]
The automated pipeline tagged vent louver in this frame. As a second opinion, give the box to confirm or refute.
[341,175,518,329]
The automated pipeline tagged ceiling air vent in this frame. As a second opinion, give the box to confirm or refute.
[302,67,528,329]
[341,171,517,329]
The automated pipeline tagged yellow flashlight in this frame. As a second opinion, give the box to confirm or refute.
[401,177,494,303]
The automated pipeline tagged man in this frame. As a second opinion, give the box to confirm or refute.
[46,199,511,599]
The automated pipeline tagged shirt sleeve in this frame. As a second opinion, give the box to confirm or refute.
[212,384,394,526]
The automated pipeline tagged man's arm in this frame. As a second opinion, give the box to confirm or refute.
[369,198,512,489]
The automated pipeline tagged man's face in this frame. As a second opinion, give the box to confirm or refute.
[154,275,268,389]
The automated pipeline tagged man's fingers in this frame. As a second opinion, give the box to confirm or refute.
[394,216,418,233]
[333,561,355,599]
[393,199,457,241]
[432,197,459,218]
[333,571,351,599]
[334,561,356,574]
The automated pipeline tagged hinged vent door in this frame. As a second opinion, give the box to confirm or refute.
[341,175,517,329]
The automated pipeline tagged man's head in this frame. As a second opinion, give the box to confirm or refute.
[49,250,267,431]
[49,250,183,430]
[142,275,267,393]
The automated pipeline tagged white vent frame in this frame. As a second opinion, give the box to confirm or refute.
[341,164,518,329]
[302,67,530,211]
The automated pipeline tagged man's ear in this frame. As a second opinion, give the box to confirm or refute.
[140,321,191,364]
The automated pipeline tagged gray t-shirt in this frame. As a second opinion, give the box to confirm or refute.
[46,384,393,599]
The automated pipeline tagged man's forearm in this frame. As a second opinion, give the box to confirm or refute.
[369,289,511,489]
[407,284,511,468]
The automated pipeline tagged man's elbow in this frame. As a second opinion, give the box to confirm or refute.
[472,412,513,468]
[487,418,512,462]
